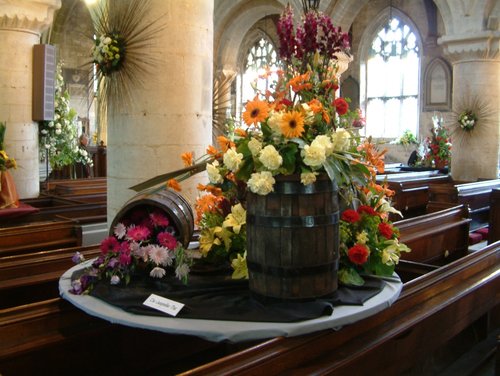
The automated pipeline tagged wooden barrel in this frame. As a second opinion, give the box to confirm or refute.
[110,188,194,248]
[246,174,339,301]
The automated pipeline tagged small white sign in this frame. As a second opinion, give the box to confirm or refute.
[143,294,184,316]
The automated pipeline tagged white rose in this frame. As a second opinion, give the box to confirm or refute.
[300,171,318,185]
[248,137,263,157]
[223,148,243,172]
[331,129,351,151]
[301,144,326,168]
[55,129,62,135]
[312,135,334,156]
[259,145,283,171]
[247,171,275,195]
[206,160,223,184]
[103,37,112,45]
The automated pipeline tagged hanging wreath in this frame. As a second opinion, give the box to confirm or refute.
[88,0,165,113]
[451,94,494,143]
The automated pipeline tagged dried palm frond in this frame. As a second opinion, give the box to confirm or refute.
[212,71,235,144]
[450,94,495,145]
[88,0,165,118]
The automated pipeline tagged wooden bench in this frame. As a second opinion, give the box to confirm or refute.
[429,179,500,231]
[0,220,82,257]
[0,241,497,375]
[0,245,101,309]
[376,171,451,219]
[1,196,107,226]
[489,188,500,245]
[395,204,471,265]
[41,177,106,192]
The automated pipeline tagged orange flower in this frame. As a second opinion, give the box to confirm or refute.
[194,193,221,224]
[206,145,219,156]
[242,96,269,126]
[358,141,387,176]
[287,72,312,93]
[307,99,323,114]
[234,128,247,137]
[217,135,235,152]
[167,179,182,192]
[280,110,305,138]
[181,152,193,167]
[197,183,223,196]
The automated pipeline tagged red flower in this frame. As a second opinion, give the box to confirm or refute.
[341,209,360,223]
[347,244,370,265]
[150,211,170,227]
[157,232,178,250]
[357,205,377,216]
[100,236,120,255]
[333,97,349,116]
[378,222,394,239]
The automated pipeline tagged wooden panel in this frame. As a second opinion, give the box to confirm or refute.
[489,188,500,244]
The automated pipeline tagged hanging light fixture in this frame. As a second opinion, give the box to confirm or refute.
[302,0,320,13]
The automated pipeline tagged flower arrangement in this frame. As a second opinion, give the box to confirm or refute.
[0,122,16,172]
[339,188,411,285]
[39,64,93,171]
[422,114,451,168]
[92,33,125,76]
[127,6,410,286]
[458,110,477,131]
[70,205,192,295]
[391,129,418,147]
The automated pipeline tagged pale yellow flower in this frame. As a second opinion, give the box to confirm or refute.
[223,203,246,234]
[213,226,233,251]
[206,160,223,184]
[199,227,221,255]
[223,147,243,172]
[247,171,275,195]
[381,239,411,265]
[259,144,283,171]
[301,143,326,168]
[231,251,248,280]
[267,110,284,135]
[300,171,317,185]
[248,137,263,157]
[312,135,334,156]
[331,128,351,151]
[356,231,369,244]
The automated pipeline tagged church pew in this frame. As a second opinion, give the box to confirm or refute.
[54,182,107,196]
[0,245,101,309]
[0,198,107,227]
[489,188,500,245]
[0,220,82,257]
[376,170,451,219]
[428,179,500,231]
[40,177,107,192]
[0,242,497,375]
[395,204,471,265]
[179,241,500,375]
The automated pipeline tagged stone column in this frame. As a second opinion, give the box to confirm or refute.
[107,0,213,223]
[0,0,60,198]
[436,1,500,180]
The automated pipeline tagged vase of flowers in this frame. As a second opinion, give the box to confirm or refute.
[423,114,451,169]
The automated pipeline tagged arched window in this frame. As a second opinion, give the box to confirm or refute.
[362,14,420,138]
[236,37,279,117]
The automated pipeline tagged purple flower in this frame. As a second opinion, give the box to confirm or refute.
[108,257,119,268]
[110,275,121,285]
[72,251,85,264]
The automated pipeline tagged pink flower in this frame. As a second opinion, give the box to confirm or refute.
[150,211,170,227]
[113,223,127,239]
[157,232,178,250]
[100,236,120,254]
[148,245,173,267]
[119,243,131,266]
[126,225,151,242]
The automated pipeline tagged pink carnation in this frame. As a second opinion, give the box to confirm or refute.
[150,211,170,227]
[157,232,178,250]
[126,225,151,242]
[100,236,120,255]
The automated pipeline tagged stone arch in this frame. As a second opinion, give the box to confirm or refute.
[422,57,452,111]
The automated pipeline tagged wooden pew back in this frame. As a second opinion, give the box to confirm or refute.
[0,220,82,257]
[395,204,471,264]
[489,188,500,244]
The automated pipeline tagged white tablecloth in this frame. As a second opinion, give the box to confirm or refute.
[59,261,402,343]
